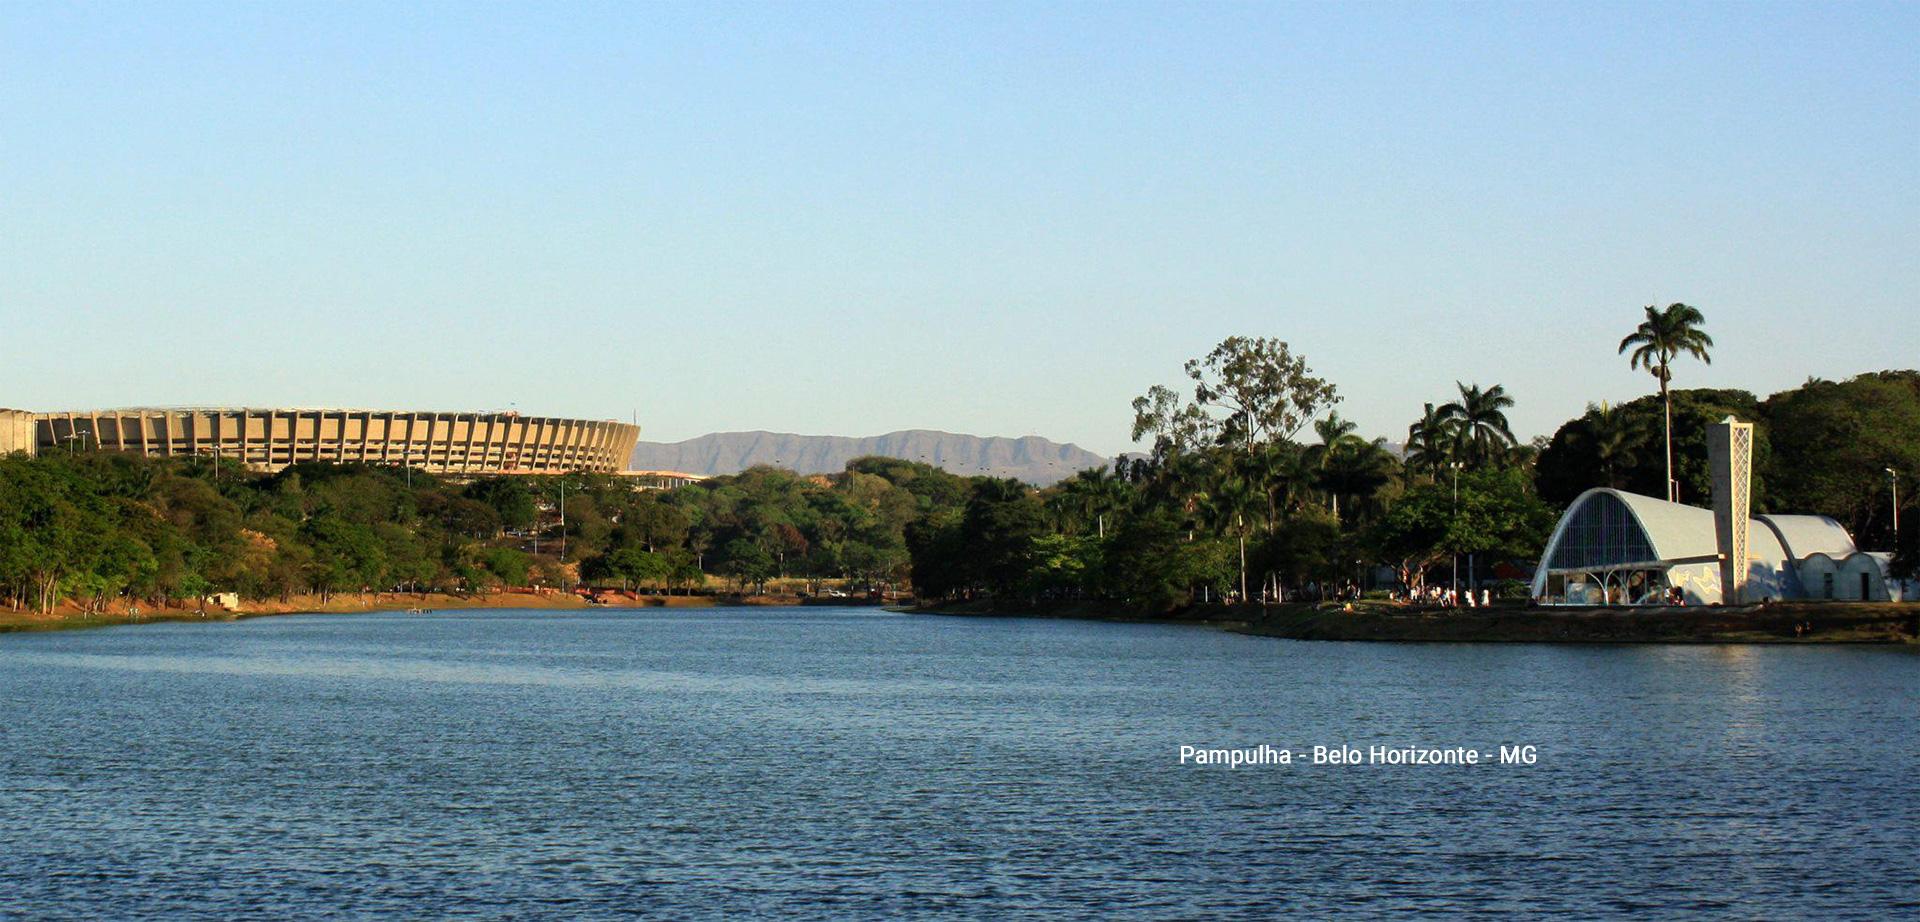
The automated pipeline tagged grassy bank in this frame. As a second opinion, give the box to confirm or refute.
[916,597,1920,644]
[0,588,912,635]
[0,590,731,634]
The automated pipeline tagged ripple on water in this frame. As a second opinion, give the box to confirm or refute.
[1,608,1917,919]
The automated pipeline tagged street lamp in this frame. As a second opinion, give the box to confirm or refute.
[557,476,570,565]
[1889,468,1901,541]
[1450,461,1462,599]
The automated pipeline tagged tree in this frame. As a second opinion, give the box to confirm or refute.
[1100,507,1225,610]
[1316,438,1397,524]
[905,509,968,599]
[1025,533,1100,597]
[960,479,1047,596]
[480,546,532,587]
[302,518,387,600]
[1405,402,1454,478]
[1447,468,1557,564]
[1186,336,1341,454]
[719,539,776,593]
[1133,337,1339,459]
[464,478,536,531]
[1893,514,1917,581]
[1311,411,1359,450]
[1571,402,1637,489]
[1619,303,1714,502]
[1193,470,1260,601]
[1047,465,1134,537]
[1129,384,1217,460]
[1250,441,1313,532]
[1365,487,1453,592]
[1262,504,1342,595]
[1533,388,1764,508]
[1761,371,1920,544]
[377,522,436,592]
[593,547,669,589]
[1304,412,1374,519]
[1438,382,1518,468]
[1365,468,1553,592]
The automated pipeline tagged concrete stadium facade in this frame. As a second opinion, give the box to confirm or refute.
[0,409,34,457]
[13,408,639,475]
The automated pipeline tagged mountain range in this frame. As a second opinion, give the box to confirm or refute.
[630,430,1111,486]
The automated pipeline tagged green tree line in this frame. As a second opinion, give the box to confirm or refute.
[908,327,1920,607]
[5,316,1917,615]
[0,451,967,614]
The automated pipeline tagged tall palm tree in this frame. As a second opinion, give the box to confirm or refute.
[1317,437,1397,523]
[1405,402,1454,478]
[1619,303,1713,502]
[1312,412,1360,452]
[1305,412,1364,517]
[1058,465,1133,537]
[1438,383,1517,468]
[1194,470,1260,602]
[1251,441,1311,532]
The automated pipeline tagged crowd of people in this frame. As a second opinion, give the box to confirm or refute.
[1389,585,1494,608]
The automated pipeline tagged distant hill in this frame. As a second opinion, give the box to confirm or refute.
[630,430,1111,486]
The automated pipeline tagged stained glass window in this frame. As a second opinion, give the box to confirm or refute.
[1548,492,1657,569]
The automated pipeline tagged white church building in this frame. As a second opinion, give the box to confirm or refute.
[1532,418,1914,606]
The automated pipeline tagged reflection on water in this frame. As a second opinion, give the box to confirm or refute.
[1,607,1915,918]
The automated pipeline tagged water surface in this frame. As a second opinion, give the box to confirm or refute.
[1,607,1915,918]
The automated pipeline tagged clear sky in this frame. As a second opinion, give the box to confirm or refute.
[3,2,1914,457]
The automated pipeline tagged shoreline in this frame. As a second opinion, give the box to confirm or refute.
[0,589,864,634]
[912,598,1920,645]
[11,592,1916,645]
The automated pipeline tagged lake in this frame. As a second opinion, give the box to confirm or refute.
[1,607,1915,918]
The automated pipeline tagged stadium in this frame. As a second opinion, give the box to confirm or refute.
[0,407,639,476]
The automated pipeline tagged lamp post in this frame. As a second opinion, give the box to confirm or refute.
[1889,468,1901,541]
[1450,461,1461,599]
[558,476,569,564]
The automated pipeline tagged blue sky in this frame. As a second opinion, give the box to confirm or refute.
[3,2,1914,456]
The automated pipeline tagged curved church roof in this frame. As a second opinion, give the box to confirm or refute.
[1754,514,1857,560]
[1541,488,1800,571]
[1600,489,1720,563]
[1535,486,1867,604]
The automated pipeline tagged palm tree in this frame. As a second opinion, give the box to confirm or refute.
[1317,437,1397,523]
[1405,402,1454,478]
[1619,303,1713,502]
[1052,465,1133,537]
[1194,470,1260,603]
[1250,441,1311,533]
[1438,383,1517,468]
[1312,412,1360,452]
[1304,412,1365,517]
